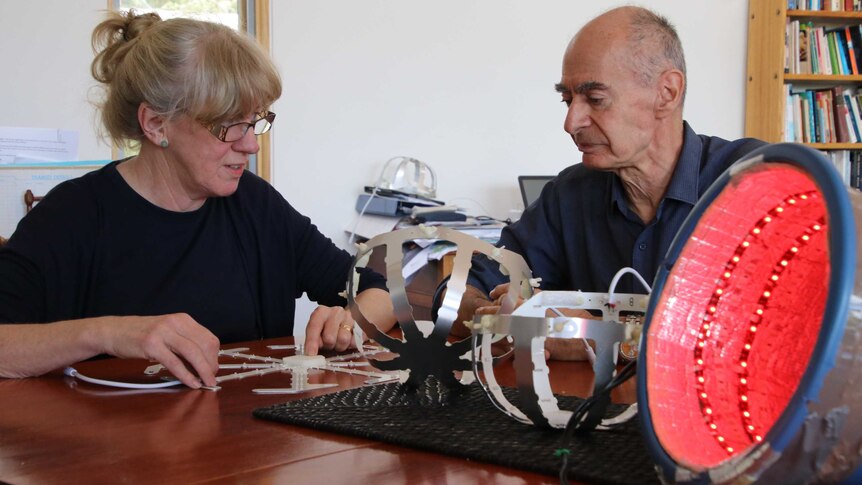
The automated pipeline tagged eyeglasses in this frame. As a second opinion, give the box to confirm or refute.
[204,111,276,143]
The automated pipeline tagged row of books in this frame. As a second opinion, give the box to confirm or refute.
[785,21,862,75]
[823,150,862,188]
[788,0,862,10]
[783,86,862,143]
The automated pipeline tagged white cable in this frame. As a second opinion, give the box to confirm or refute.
[446,197,494,220]
[64,366,183,389]
[607,267,652,303]
[347,185,380,249]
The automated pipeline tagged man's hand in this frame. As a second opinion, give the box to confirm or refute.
[474,282,532,315]
[543,308,599,361]
[450,282,597,363]
[480,299,600,362]
[449,283,532,339]
[99,313,221,389]
[447,285,495,338]
[303,305,357,356]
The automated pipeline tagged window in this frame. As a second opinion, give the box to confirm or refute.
[116,0,241,28]
[111,0,272,180]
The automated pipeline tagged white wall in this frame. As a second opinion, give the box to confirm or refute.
[270,1,751,239]
[0,1,112,160]
[269,1,751,332]
[0,1,751,335]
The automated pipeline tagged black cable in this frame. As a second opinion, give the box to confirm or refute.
[430,274,451,322]
[556,449,572,485]
[474,215,513,225]
[555,359,638,484]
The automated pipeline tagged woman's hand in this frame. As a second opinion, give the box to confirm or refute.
[303,306,357,356]
[98,313,220,388]
[0,314,220,389]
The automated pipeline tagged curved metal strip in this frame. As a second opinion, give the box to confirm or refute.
[347,226,534,388]
[472,312,637,429]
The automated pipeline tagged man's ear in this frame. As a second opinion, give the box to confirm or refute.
[137,103,167,146]
[654,69,685,117]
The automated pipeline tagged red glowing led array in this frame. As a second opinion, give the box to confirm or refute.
[646,164,831,469]
[693,191,822,455]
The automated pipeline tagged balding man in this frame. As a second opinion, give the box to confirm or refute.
[445,6,764,359]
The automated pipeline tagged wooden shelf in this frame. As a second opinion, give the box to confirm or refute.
[746,0,787,142]
[785,74,862,82]
[788,9,862,20]
[746,1,862,148]
[804,142,862,149]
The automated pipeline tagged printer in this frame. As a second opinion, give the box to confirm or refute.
[355,187,443,217]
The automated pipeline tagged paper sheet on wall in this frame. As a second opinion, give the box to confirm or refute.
[0,126,79,164]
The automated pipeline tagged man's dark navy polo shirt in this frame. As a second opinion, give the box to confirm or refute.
[467,122,765,295]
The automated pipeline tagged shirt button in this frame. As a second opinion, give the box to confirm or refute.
[638,243,647,251]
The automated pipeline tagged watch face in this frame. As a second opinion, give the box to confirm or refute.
[619,313,645,361]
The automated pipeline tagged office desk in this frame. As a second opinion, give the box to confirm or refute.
[0,337,636,484]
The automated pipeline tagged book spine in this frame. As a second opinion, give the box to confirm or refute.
[848,90,862,141]
[792,93,805,143]
[794,20,802,73]
[814,90,824,142]
[833,86,851,142]
[852,25,862,72]
[855,153,862,190]
[811,23,821,73]
[808,90,820,142]
[799,23,811,73]
[819,28,832,74]
[837,29,851,73]
[827,31,841,74]
[785,84,795,141]
[843,90,861,141]
[846,26,859,74]
[852,152,859,189]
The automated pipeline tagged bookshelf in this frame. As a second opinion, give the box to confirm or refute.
[746,0,862,187]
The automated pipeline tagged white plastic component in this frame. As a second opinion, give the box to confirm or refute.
[419,224,438,238]
[282,355,327,368]
[132,345,397,394]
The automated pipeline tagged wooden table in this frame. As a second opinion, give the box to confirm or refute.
[0,337,636,484]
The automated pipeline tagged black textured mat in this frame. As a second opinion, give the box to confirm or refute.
[253,380,659,484]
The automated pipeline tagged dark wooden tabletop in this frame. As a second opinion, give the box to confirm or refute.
[0,337,636,484]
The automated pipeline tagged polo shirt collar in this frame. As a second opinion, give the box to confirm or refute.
[610,121,702,213]
[663,121,701,205]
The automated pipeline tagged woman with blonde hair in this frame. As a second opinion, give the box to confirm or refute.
[0,11,393,388]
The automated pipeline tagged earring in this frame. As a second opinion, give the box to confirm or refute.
[160,139,169,148]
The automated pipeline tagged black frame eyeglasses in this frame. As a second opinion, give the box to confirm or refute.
[204,111,276,143]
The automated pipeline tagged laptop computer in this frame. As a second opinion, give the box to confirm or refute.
[518,175,554,208]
